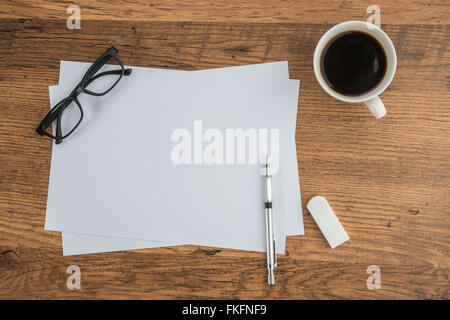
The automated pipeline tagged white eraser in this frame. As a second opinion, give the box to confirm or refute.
[306,196,349,248]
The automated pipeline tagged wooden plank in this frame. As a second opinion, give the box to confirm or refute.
[0,0,448,25]
[0,16,449,298]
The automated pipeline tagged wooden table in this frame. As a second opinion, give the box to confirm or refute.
[0,0,448,299]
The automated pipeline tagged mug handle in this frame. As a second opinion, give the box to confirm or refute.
[365,96,386,119]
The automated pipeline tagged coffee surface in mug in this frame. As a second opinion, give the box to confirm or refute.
[320,30,387,96]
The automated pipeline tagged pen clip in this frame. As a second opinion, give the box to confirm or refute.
[273,237,277,267]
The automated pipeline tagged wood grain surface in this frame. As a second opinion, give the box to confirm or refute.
[0,1,449,299]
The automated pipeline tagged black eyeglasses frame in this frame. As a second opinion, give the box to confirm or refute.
[36,46,132,144]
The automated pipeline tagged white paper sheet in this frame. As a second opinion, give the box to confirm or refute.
[48,62,302,255]
[59,61,303,235]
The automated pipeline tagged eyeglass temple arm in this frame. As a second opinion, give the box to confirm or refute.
[36,98,72,134]
[84,68,132,87]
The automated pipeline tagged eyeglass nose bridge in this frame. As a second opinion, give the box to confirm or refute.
[74,85,84,96]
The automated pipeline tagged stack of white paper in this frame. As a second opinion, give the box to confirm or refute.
[45,60,303,256]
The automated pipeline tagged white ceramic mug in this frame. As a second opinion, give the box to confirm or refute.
[313,21,397,119]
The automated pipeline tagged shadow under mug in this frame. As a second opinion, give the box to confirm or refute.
[313,21,397,119]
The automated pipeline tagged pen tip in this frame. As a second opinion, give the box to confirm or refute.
[266,155,271,165]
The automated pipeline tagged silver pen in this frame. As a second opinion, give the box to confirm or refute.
[265,155,276,285]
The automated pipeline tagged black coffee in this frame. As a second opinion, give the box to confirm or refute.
[320,31,387,96]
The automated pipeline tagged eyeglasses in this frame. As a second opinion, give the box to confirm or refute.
[36,46,132,144]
